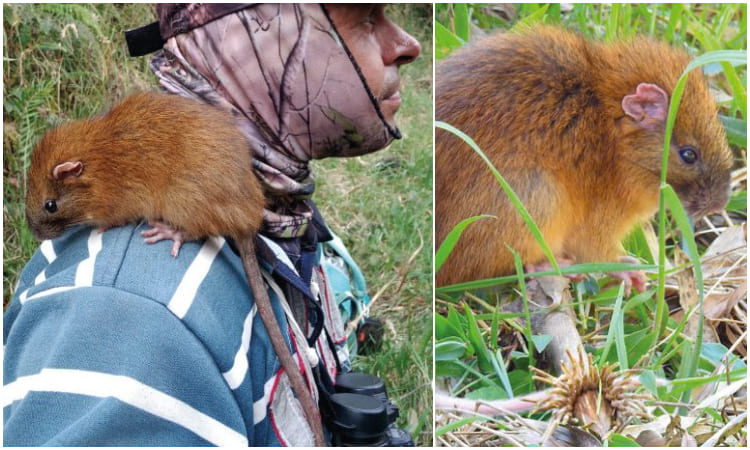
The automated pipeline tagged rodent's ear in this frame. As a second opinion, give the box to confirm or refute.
[621,83,669,129]
[52,161,84,181]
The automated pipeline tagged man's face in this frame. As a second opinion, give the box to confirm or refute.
[326,4,421,125]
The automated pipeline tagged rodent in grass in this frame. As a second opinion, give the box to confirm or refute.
[24,92,326,445]
[435,25,733,287]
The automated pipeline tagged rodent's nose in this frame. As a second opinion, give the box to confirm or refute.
[696,185,730,217]
[700,172,732,216]
[25,213,56,241]
[25,209,40,238]
[28,222,46,241]
[706,194,730,216]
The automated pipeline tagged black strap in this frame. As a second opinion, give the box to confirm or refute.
[312,360,337,425]
[124,21,164,57]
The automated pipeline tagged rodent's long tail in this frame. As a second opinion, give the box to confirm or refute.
[239,237,326,447]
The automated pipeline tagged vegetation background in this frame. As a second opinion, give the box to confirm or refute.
[3,3,433,445]
[435,3,746,446]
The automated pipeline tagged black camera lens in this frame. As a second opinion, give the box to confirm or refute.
[325,372,415,446]
[336,372,398,423]
[335,372,386,397]
[329,393,390,446]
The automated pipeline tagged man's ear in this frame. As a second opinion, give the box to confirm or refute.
[52,161,84,182]
[621,83,669,130]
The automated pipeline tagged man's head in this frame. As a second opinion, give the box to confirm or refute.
[325,4,421,126]
[150,3,425,234]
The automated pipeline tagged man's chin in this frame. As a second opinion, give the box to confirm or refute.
[379,101,400,127]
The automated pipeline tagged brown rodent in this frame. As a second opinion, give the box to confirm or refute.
[436,25,733,286]
[25,92,325,446]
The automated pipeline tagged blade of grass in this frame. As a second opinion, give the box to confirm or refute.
[726,191,747,213]
[436,215,495,272]
[719,115,747,147]
[463,303,514,397]
[598,283,628,368]
[665,4,683,44]
[667,367,747,396]
[435,311,467,341]
[435,415,482,436]
[511,3,550,29]
[685,11,748,117]
[435,338,469,360]
[435,21,464,59]
[462,303,492,371]
[623,289,656,312]
[607,3,620,41]
[547,3,561,24]
[453,3,470,42]
[645,4,657,37]
[489,308,499,352]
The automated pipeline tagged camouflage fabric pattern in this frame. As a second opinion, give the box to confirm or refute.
[150,4,396,238]
[156,3,251,39]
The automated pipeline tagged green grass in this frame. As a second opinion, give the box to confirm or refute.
[435,3,746,446]
[3,3,433,445]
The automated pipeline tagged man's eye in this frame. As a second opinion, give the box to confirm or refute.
[363,4,385,26]
[364,8,377,25]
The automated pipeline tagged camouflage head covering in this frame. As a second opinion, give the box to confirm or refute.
[150,4,400,238]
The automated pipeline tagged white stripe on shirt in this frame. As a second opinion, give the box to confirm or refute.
[40,239,57,263]
[253,373,278,425]
[22,231,104,305]
[3,368,248,446]
[74,230,103,286]
[223,304,257,390]
[33,271,46,286]
[23,286,78,303]
[33,240,58,289]
[168,237,225,319]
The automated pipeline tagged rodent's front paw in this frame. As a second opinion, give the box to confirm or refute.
[142,220,186,257]
[605,256,648,296]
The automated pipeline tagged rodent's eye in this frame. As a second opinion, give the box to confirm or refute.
[678,146,699,164]
[44,199,58,213]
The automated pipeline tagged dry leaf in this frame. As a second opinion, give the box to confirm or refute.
[702,224,747,281]
[704,280,746,321]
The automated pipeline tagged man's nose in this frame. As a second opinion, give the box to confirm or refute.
[382,24,421,67]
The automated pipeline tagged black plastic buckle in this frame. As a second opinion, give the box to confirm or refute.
[124,21,164,57]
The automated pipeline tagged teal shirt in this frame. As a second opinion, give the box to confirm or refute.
[4,223,321,446]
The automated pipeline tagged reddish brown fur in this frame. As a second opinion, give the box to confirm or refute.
[436,26,732,286]
[25,92,264,241]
